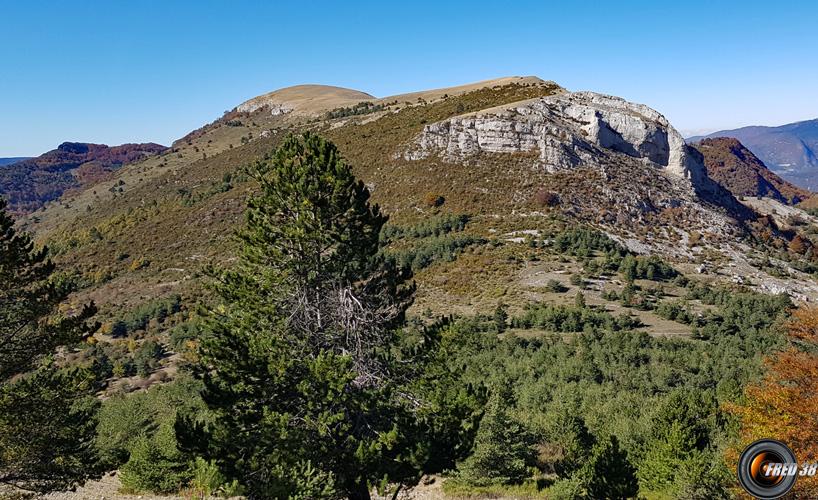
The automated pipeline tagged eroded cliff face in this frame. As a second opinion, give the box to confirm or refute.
[405,91,715,195]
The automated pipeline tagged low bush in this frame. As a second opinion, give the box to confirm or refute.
[545,279,568,293]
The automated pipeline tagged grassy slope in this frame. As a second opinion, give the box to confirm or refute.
[19,80,775,334]
[26,83,564,318]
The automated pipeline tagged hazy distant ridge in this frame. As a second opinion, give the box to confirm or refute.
[0,157,31,167]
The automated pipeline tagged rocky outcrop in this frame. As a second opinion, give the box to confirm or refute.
[237,101,293,115]
[405,91,718,196]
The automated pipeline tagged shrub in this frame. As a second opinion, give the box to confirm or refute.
[105,320,128,338]
[533,189,560,207]
[424,192,445,208]
[168,322,198,351]
[96,375,208,469]
[133,339,165,377]
[263,461,339,500]
[545,279,568,293]
[111,359,135,378]
[187,457,244,498]
[547,476,586,499]
[129,257,149,271]
[119,425,190,494]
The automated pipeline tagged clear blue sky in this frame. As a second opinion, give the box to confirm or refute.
[1,0,816,156]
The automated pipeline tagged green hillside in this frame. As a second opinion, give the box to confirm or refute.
[7,78,818,498]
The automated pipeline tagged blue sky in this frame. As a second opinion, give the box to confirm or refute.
[1,0,816,156]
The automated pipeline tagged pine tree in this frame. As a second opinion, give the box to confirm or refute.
[0,199,95,380]
[620,254,637,282]
[638,389,716,495]
[493,303,508,333]
[577,435,638,499]
[456,389,535,486]
[119,424,190,494]
[0,197,101,493]
[574,291,586,309]
[546,405,595,477]
[180,134,420,499]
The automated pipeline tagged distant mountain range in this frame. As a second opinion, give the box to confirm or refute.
[0,157,31,167]
[0,142,167,213]
[688,119,818,190]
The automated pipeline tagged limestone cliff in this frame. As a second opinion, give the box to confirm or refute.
[405,91,722,199]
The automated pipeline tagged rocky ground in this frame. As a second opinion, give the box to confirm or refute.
[41,473,180,500]
[38,474,447,500]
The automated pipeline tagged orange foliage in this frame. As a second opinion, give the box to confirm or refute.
[727,307,818,496]
[789,234,810,255]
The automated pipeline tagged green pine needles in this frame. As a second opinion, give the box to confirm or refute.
[0,197,101,493]
[180,133,422,499]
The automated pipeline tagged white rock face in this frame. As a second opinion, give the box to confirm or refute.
[405,91,713,192]
[236,100,293,115]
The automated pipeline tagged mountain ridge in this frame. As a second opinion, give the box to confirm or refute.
[0,142,167,213]
[688,118,818,189]
[235,76,553,117]
[691,137,813,204]
[17,77,818,328]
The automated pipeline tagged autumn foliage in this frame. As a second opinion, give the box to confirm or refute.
[0,141,167,213]
[728,306,818,496]
[789,234,811,256]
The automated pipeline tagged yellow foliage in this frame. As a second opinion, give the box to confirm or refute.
[130,257,149,271]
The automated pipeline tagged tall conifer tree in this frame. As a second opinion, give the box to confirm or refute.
[0,197,100,493]
[182,133,420,499]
